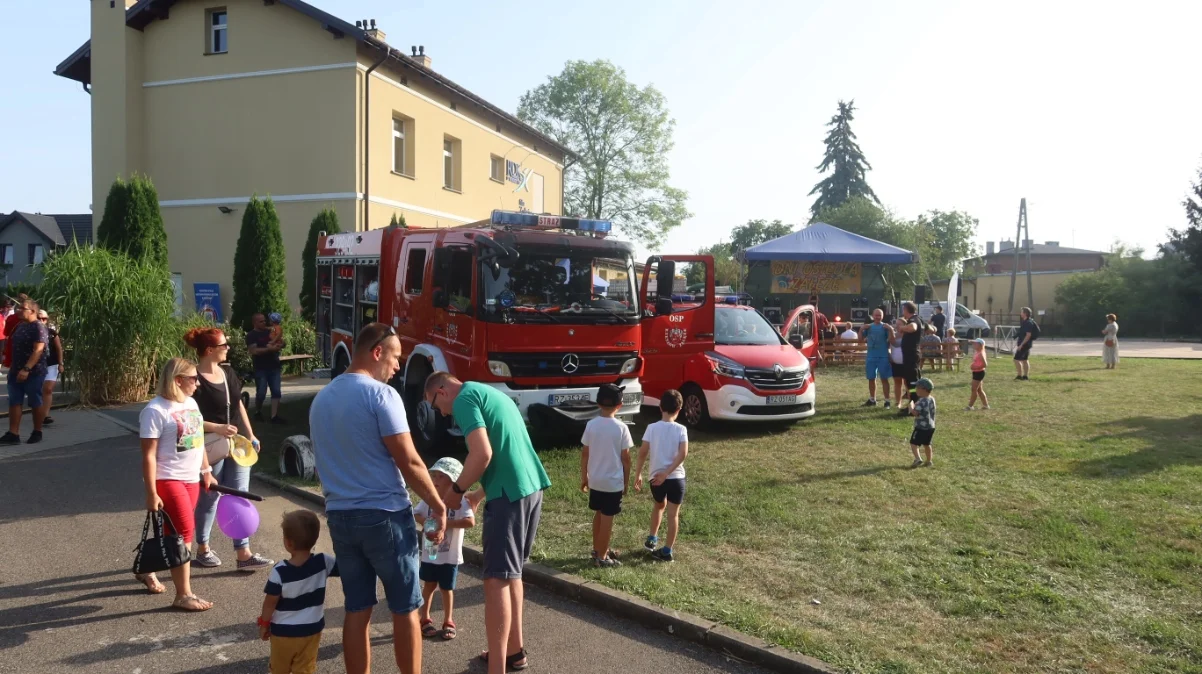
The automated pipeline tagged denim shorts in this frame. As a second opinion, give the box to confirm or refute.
[254,368,282,400]
[7,374,46,409]
[419,562,459,591]
[327,508,422,614]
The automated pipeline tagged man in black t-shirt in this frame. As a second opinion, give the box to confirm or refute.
[895,301,923,416]
[1013,307,1038,380]
[931,305,947,338]
[2,299,49,444]
[247,312,286,423]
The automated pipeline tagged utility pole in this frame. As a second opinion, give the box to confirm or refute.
[1007,198,1035,314]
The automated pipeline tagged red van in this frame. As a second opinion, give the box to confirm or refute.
[639,256,819,428]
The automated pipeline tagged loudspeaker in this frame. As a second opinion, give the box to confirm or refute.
[915,285,927,304]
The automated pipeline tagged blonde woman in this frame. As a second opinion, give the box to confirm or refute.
[1102,314,1120,369]
[136,357,217,611]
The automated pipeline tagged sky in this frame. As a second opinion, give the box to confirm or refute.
[3,0,1201,260]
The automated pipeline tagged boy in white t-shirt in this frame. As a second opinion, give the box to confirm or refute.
[580,383,634,568]
[634,389,689,562]
[413,457,475,640]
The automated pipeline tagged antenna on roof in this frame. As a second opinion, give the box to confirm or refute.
[1006,198,1035,314]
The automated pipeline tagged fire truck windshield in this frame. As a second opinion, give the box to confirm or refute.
[480,251,638,324]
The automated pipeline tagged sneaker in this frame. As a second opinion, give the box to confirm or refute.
[650,547,675,563]
[1021,376,1029,380]
[922,460,934,468]
[862,399,877,407]
[270,416,287,425]
[884,400,891,409]
[644,535,658,552]
[965,406,975,411]
[254,409,264,422]
[192,550,222,568]
[1014,375,1024,381]
[982,405,991,410]
[43,416,55,425]
[908,458,924,469]
[236,553,274,571]
[591,551,621,568]
[897,407,911,417]
[26,430,42,444]
[0,432,20,445]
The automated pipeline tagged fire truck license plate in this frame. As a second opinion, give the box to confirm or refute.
[766,395,798,404]
[549,393,592,406]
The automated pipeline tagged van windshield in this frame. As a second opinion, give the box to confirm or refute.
[479,250,638,324]
[715,309,785,346]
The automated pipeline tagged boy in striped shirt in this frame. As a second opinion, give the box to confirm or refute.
[259,510,338,674]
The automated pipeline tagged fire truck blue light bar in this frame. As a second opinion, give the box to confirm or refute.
[490,210,612,233]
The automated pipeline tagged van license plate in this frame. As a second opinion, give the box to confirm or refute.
[766,395,798,404]
[549,393,592,406]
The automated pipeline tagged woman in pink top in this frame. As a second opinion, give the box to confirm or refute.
[966,338,990,411]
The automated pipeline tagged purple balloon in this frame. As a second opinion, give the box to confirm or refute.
[215,495,260,540]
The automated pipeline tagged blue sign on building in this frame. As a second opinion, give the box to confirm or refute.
[506,159,522,184]
[194,283,223,323]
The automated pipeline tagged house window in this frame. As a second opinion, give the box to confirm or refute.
[392,118,406,174]
[443,136,461,191]
[0,245,12,266]
[29,244,45,265]
[490,155,504,183]
[208,9,228,54]
[405,248,427,295]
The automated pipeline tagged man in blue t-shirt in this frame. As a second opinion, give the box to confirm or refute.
[859,308,896,408]
[309,323,446,674]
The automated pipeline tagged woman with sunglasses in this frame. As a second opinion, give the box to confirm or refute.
[184,327,273,571]
[137,357,217,610]
[36,310,63,425]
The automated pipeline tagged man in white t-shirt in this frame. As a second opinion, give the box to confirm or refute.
[580,383,633,568]
[840,324,859,340]
[634,390,689,563]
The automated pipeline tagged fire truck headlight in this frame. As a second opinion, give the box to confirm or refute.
[619,357,640,375]
[487,360,512,377]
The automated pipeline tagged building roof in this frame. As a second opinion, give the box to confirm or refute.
[53,0,574,160]
[976,243,1105,258]
[0,212,93,246]
[744,223,917,264]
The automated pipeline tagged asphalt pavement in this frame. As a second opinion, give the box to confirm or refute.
[0,431,769,674]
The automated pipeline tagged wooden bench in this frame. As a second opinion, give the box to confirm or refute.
[279,353,314,364]
[818,340,964,371]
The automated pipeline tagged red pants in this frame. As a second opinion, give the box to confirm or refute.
[156,480,200,544]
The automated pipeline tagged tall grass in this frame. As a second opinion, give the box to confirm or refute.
[39,246,177,404]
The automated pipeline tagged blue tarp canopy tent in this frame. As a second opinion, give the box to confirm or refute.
[744,223,916,263]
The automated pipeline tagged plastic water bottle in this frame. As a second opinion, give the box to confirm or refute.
[423,518,439,561]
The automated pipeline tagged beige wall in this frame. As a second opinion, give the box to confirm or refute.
[933,271,1090,316]
[165,199,359,321]
[90,0,145,231]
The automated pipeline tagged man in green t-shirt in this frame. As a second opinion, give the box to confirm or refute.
[425,372,550,673]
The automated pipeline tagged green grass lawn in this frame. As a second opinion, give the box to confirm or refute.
[257,358,1202,673]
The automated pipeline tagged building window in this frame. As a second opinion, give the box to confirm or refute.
[405,248,427,295]
[443,136,461,191]
[490,155,504,183]
[29,244,45,265]
[0,245,11,266]
[208,9,228,54]
[392,118,406,174]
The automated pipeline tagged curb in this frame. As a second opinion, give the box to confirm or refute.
[252,473,839,674]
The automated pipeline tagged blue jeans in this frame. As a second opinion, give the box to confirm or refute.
[194,457,252,549]
[7,373,47,409]
[254,368,282,407]
[327,508,422,614]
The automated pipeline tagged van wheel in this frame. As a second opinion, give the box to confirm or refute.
[680,385,711,430]
[331,350,349,378]
[404,362,440,453]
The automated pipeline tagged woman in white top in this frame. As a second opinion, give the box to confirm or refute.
[1101,314,1120,369]
[136,357,217,611]
[889,319,906,409]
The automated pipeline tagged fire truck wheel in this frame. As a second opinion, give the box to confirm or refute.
[332,349,350,378]
[680,384,711,430]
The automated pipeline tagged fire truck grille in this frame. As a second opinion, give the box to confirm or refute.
[744,367,807,390]
[491,351,637,378]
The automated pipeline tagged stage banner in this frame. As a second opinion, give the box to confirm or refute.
[769,261,862,294]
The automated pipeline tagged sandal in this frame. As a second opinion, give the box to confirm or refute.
[420,618,439,638]
[172,594,213,612]
[134,573,165,595]
[441,620,456,640]
[478,648,528,671]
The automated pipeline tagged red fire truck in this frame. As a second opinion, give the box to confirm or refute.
[639,256,819,428]
[314,210,644,448]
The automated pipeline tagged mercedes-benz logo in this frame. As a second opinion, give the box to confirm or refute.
[562,353,580,373]
[773,363,784,380]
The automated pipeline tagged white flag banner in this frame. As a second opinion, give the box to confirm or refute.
[947,271,959,335]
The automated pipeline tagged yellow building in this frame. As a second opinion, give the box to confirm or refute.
[55,0,569,314]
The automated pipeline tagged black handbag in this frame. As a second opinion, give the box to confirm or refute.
[132,509,192,575]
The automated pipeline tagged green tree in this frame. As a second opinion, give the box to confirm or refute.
[389,212,408,228]
[299,208,340,324]
[231,195,289,329]
[913,210,979,282]
[96,174,169,271]
[518,60,690,248]
[809,100,880,217]
[730,219,794,257]
[1167,165,1202,274]
[684,242,740,288]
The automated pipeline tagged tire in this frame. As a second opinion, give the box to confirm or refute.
[403,360,441,454]
[680,384,711,430]
[331,349,350,379]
